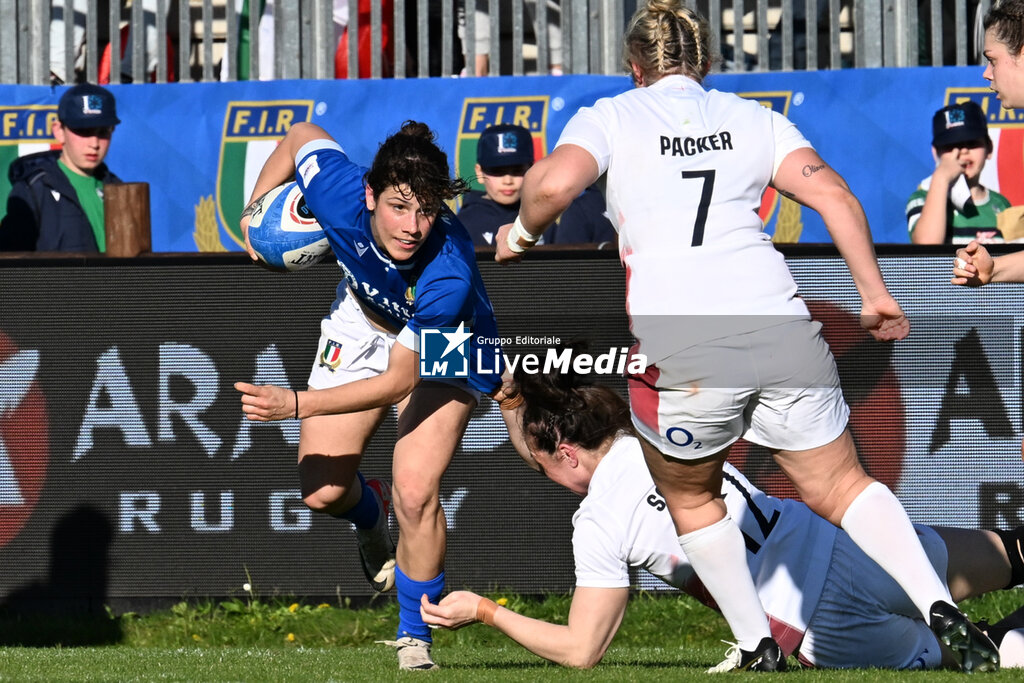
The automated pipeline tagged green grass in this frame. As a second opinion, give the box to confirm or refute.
[0,590,1022,681]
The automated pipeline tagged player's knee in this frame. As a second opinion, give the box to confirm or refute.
[391,480,437,525]
[301,484,353,514]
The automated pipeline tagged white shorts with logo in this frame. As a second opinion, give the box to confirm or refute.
[628,319,849,458]
[798,524,947,670]
[308,290,481,403]
[308,290,397,390]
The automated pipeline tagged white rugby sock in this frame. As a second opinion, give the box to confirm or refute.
[998,628,1024,668]
[840,481,953,620]
[678,515,771,652]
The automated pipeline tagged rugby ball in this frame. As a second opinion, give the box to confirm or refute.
[246,181,330,271]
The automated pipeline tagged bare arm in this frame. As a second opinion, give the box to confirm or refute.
[420,587,629,669]
[240,122,335,259]
[911,152,962,245]
[235,341,418,419]
[499,400,535,469]
[773,147,908,341]
[495,144,600,263]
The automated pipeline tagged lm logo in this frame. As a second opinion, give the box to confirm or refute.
[419,323,472,379]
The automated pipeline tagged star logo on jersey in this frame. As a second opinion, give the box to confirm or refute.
[419,323,472,379]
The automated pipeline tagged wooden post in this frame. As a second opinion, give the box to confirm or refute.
[104,182,151,257]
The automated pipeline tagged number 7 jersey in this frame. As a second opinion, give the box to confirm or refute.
[557,75,815,359]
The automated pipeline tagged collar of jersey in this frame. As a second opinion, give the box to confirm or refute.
[651,73,701,92]
[366,239,417,271]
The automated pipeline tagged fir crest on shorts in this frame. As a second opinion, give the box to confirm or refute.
[319,339,343,372]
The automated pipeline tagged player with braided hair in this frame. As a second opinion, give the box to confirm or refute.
[495,0,998,672]
[423,369,1024,671]
[234,120,514,671]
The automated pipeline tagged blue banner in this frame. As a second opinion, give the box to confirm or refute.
[0,66,1012,250]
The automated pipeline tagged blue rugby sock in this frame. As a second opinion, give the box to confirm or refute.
[334,472,379,530]
[395,566,445,642]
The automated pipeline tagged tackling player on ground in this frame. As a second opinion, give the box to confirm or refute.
[423,370,1024,671]
[494,0,998,672]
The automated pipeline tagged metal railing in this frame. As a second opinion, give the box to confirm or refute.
[0,0,995,85]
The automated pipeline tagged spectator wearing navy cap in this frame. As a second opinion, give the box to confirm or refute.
[1,83,122,252]
[906,100,1010,245]
[458,123,615,248]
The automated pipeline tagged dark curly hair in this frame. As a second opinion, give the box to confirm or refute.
[514,361,633,455]
[364,120,469,214]
[985,0,1024,57]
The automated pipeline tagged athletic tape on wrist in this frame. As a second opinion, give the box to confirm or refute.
[476,597,498,626]
[499,392,524,411]
[513,216,539,243]
[506,228,527,254]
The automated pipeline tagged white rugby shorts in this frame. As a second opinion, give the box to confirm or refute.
[797,524,947,670]
[307,290,396,390]
[628,319,849,458]
[308,290,481,402]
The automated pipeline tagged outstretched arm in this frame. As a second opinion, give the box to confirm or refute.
[235,341,418,420]
[420,587,628,669]
[773,147,908,341]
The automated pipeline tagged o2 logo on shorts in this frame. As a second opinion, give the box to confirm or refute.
[419,323,472,379]
[666,427,701,449]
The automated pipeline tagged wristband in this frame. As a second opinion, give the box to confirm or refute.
[506,216,539,254]
[476,597,498,626]
[293,389,300,420]
[499,393,524,411]
[513,216,540,243]
[506,228,527,254]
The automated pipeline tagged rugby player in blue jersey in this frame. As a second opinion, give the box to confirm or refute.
[234,120,514,671]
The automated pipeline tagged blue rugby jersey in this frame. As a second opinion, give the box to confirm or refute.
[293,139,502,395]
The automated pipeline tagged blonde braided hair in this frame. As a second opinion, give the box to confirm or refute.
[623,0,712,85]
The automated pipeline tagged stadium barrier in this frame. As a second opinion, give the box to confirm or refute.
[0,0,986,86]
[0,66,1016,247]
[2,246,1023,611]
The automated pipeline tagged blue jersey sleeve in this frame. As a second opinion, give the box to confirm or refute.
[294,140,367,231]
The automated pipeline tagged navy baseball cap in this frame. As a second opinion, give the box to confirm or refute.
[932,101,988,148]
[477,124,534,169]
[58,83,120,128]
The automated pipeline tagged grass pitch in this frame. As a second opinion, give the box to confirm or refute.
[0,590,1022,681]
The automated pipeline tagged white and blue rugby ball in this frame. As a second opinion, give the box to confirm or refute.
[247,182,330,271]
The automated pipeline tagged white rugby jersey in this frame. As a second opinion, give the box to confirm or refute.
[557,75,814,361]
[572,435,836,655]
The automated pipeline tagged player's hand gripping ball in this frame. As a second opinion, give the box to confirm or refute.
[246,182,330,271]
